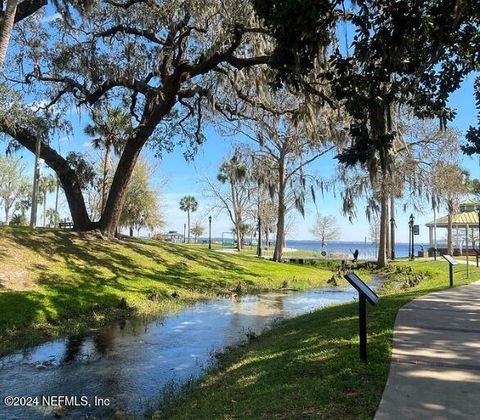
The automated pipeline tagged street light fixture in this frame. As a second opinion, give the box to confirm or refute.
[409,214,415,260]
[389,216,395,260]
[477,209,480,248]
[208,216,212,250]
[477,209,480,267]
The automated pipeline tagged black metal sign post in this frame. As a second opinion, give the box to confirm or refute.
[344,272,379,363]
[208,216,212,250]
[359,294,367,362]
[475,249,479,268]
[442,255,459,288]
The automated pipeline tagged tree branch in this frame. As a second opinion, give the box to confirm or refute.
[14,0,47,23]
[95,24,166,45]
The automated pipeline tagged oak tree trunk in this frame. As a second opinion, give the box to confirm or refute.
[97,136,146,236]
[101,145,110,213]
[385,197,390,259]
[390,193,395,260]
[230,179,243,251]
[273,160,286,262]
[377,181,389,268]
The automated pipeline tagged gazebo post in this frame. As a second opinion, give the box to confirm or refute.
[433,206,437,260]
[466,224,469,278]
[456,225,459,255]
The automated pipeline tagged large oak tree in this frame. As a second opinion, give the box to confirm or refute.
[2,0,274,235]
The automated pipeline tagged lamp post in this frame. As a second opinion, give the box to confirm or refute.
[433,205,437,260]
[208,216,212,249]
[477,209,480,267]
[390,216,395,260]
[408,216,412,258]
[477,208,480,249]
[409,214,415,260]
[183,223,186,243]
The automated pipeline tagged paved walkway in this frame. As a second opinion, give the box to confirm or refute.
[375,281,480,419]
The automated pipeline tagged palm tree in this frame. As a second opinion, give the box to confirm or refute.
[84,107,133,212]
[217,152,248,251]
[39,175,57,227]
[179,196,198,244]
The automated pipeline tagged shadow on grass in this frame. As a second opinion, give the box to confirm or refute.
[3,228,259,292]
[0,227,284,355]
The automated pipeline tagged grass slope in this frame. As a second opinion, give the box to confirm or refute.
[156,260,480,419]
[0,227,334,356]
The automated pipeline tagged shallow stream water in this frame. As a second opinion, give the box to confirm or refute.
[0,277,382,419]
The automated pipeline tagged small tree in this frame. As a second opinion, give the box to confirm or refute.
[190,222,205,243]
[46,208,61,228]
[215,150,252,251]
[9,213,27,226]
[369,213,381,254]
[179,196,198,244]
[120,160,164,236]
[0,155,30,224]
[432,163,470,255]
[471,178,480,200]
[311,214,340,250]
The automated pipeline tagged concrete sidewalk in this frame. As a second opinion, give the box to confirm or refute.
[375,281,480,419]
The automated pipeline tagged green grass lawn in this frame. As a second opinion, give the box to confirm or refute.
[154,260,480,420]
[0,227,336,356]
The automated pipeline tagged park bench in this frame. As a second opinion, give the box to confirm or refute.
[59,221,73,229]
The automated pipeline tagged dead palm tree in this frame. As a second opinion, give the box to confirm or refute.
[84,107,133,213]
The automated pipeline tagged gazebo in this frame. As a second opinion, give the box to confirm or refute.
[425,199,480,256]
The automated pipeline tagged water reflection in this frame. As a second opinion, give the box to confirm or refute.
[0,280,382,419]
[62,336,84,363]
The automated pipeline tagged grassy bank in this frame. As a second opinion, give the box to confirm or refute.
[0,227,335,356]
[156,260,480,419]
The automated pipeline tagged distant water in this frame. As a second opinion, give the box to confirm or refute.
[285,240,429,260]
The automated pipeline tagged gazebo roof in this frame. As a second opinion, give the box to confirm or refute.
[461,198,480,205]
[426,200,480,228]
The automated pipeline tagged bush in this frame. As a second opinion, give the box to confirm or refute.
[151,233,165,241]
[9,213,28,226]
